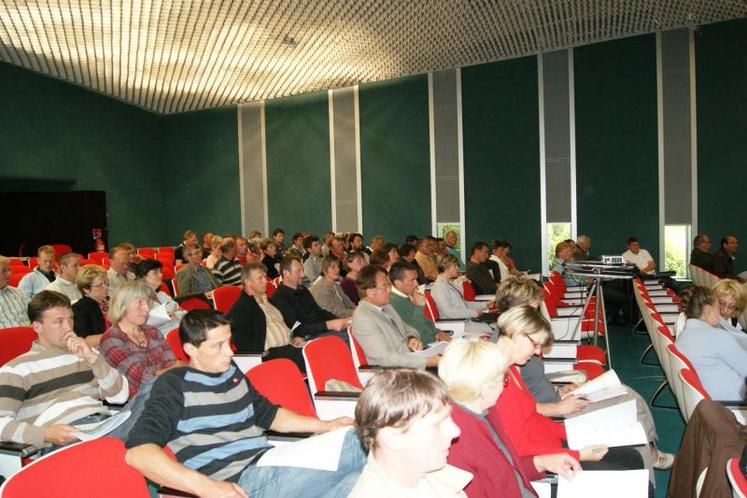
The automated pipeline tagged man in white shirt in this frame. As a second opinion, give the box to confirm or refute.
[622,237,656,275]
[18,245,57,298]
[45,252,82,303]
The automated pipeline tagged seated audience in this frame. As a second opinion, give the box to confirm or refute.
[330,236,348,263]
[134,259,185,335]
[261,239,280,280]
[487,240,512,283]
[434,237,448,268]
[405,234,419,246]
[573,234,593,261]
[713,279,747,348]
[350,369,471,497]
[440,339,581,497]
[200,231,214,259]
[310,256,356,318]
[431,255,490,322]
[227,263,304,370]
[415,236,439,282]
[370,243,400,272]
[45,252,83,303]
[203,235,223,269]
[0,256,31,327]
[444,231,464,269]
[465,242,497,295]
[72,264,109,341]
[107,246,135,294]
[365,235,385,256]
[302,235,323,284]
[622,237,656,275]
[0,291,128,448]
[236,236,252,265]
[272,227,286,253]
[269,257,348,342]
[351,265,438,369]
[174,229,198,263]
[175,245,220,298]
[18,245,57,298]
[348,233,368,262]
[212,238,242,287]
[713,235,741,279]
[689,233,713,273]
[553,240,585,287]
[124,309,364,497]
[341,251,366,305]
[676,285,747,400]
[389,261,451,346]
[491,306,647,472]
[399,243,427,284]
[117,242,142,269]
[100,281,180,399]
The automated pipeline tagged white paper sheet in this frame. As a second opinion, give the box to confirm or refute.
[530,480,553,498]
[557,469,649,498]
[564,369,621,399]
[409,341,449,358]
[256,427,351,471]
[74,410,131,441]
[147,303,172,327]
[581,384,629,403]
[564,400,647,449]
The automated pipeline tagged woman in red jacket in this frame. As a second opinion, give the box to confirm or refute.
[440,339,580,497]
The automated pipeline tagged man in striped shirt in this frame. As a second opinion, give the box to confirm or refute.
[0,290,129,448]
[125,309,366,498]
[212,238,243,287]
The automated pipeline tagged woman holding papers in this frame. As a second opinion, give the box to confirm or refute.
[490,306,649,475]
[440,339,582,497]
[100,281,183,398]
[676,285,747,401]
[134,259,186,335]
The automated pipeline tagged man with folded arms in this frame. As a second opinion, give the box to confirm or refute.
[125,309,365,498]
[45,252,83,304]
[269,257,348,344]
[0,291,128,449]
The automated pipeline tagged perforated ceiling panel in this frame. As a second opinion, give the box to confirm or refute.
[0,1,744,114]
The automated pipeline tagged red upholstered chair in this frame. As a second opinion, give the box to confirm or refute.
[165,328,190,363]
[178,297,211,312]
[423,291,440,321]
[0,437,149,498]
[246,359,317,418]
[303,336,363,396]
[8,268,31,287]
[87,251,108,264]
[265,278,276,298]
[727,457,747,498]
[462,280,476,301]
[8,259,25,268]
[48,244,72,261]
[0,327,36,366]
[158,246,175,254]
[213,285,242,313]
[136,247,156,259]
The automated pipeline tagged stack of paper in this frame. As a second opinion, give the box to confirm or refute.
[74,410,131,441]
[410,341,449,358]
[557,469,648,498]
[563,369,628,403]
[564,400,647,449]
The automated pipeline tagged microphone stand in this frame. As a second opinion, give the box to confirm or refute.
[563,261,636,369]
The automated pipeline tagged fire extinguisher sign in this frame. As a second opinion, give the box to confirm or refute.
[92,228,102,239]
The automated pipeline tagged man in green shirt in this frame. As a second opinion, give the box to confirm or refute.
[388,261,452,346]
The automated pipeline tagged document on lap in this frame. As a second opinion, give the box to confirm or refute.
[256,427,351,471]
[557,469,649,498]
[564,400,647,450]
[73,410,131,441]
[563,369,628,403]
[409,341,449,358]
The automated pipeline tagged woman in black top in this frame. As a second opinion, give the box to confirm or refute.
[72,264,109,345]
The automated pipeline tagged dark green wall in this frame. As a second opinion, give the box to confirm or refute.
[0,62,165,247]
[359,75,431,243]
[696,18,747,269]
[462,56,542,271]
[575,35,660,259]
[265,92,332,236]
[161,107,240,241]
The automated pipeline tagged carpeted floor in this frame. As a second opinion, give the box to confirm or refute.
[605,323,685,498]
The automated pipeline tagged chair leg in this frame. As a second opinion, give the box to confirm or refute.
[639,344,659,366]
[650,380,677,410]
[632,317,646,336]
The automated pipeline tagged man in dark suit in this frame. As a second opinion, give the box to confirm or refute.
[689,233,713,273]
[713,235,742,280]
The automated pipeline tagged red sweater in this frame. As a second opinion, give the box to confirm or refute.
[448,403,542,498]
[489,365,581,461]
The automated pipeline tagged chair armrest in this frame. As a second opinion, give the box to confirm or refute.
[315,391,361,399]
[716,400,747,407]
[265,430,313,440]
[0,441,38,457]
[358,365,385,371]
[157,486,199,497]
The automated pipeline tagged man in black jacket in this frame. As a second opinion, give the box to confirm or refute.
[226,262,305,371]
[713,235,741,280]
[269,257,349,343]
[689,233,713,273]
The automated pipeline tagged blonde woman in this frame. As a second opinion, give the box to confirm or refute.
[203,235,224,269]
[72,264,109,344]
[713,279,747,348]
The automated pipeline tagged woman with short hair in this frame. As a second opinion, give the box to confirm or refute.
[309,256,356,318]
[72,264,109,344]
[712,279,747,348]
[431,254,489,320]
[100,281,182,398]
[341,251,367,305]
[676,285,747,400]
[133,259,185,335]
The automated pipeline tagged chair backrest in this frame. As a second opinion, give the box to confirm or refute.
[0,327,37,366]
[265,278,276,297]
[462,280,476,301]
[165,328,190,362]
[8,259,25,267]
[178,296,211,311]
[136,248,156,259]
[87,251,108,263]
[160,264,176,281]
[26,257,38,269]
[303,336,363,396]
[213,286,243,313]
[48,244,72,261]
[678,368,710,421]
[423,291,440,321]
[8,269,32,287]
[0,437,149,498]
[347,327,368,368]
[246,359,317,418]
[727,457,747,498]
[158,246,175,254]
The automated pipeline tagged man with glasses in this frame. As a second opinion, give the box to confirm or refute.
[175,245,220,298]
[352,264,440,369]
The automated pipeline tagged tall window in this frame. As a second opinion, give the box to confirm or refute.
[664,224,691,279]
[546,222,572,273]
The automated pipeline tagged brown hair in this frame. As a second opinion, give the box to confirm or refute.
[355,264,387,299]
[683,285,716,319]
[28,290,71,323]
[355,369,450,451]
[495,277,543,313]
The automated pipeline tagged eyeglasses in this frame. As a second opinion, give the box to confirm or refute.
[373,284,391,292]
[718,299,737,312]
[525,334,542,349]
